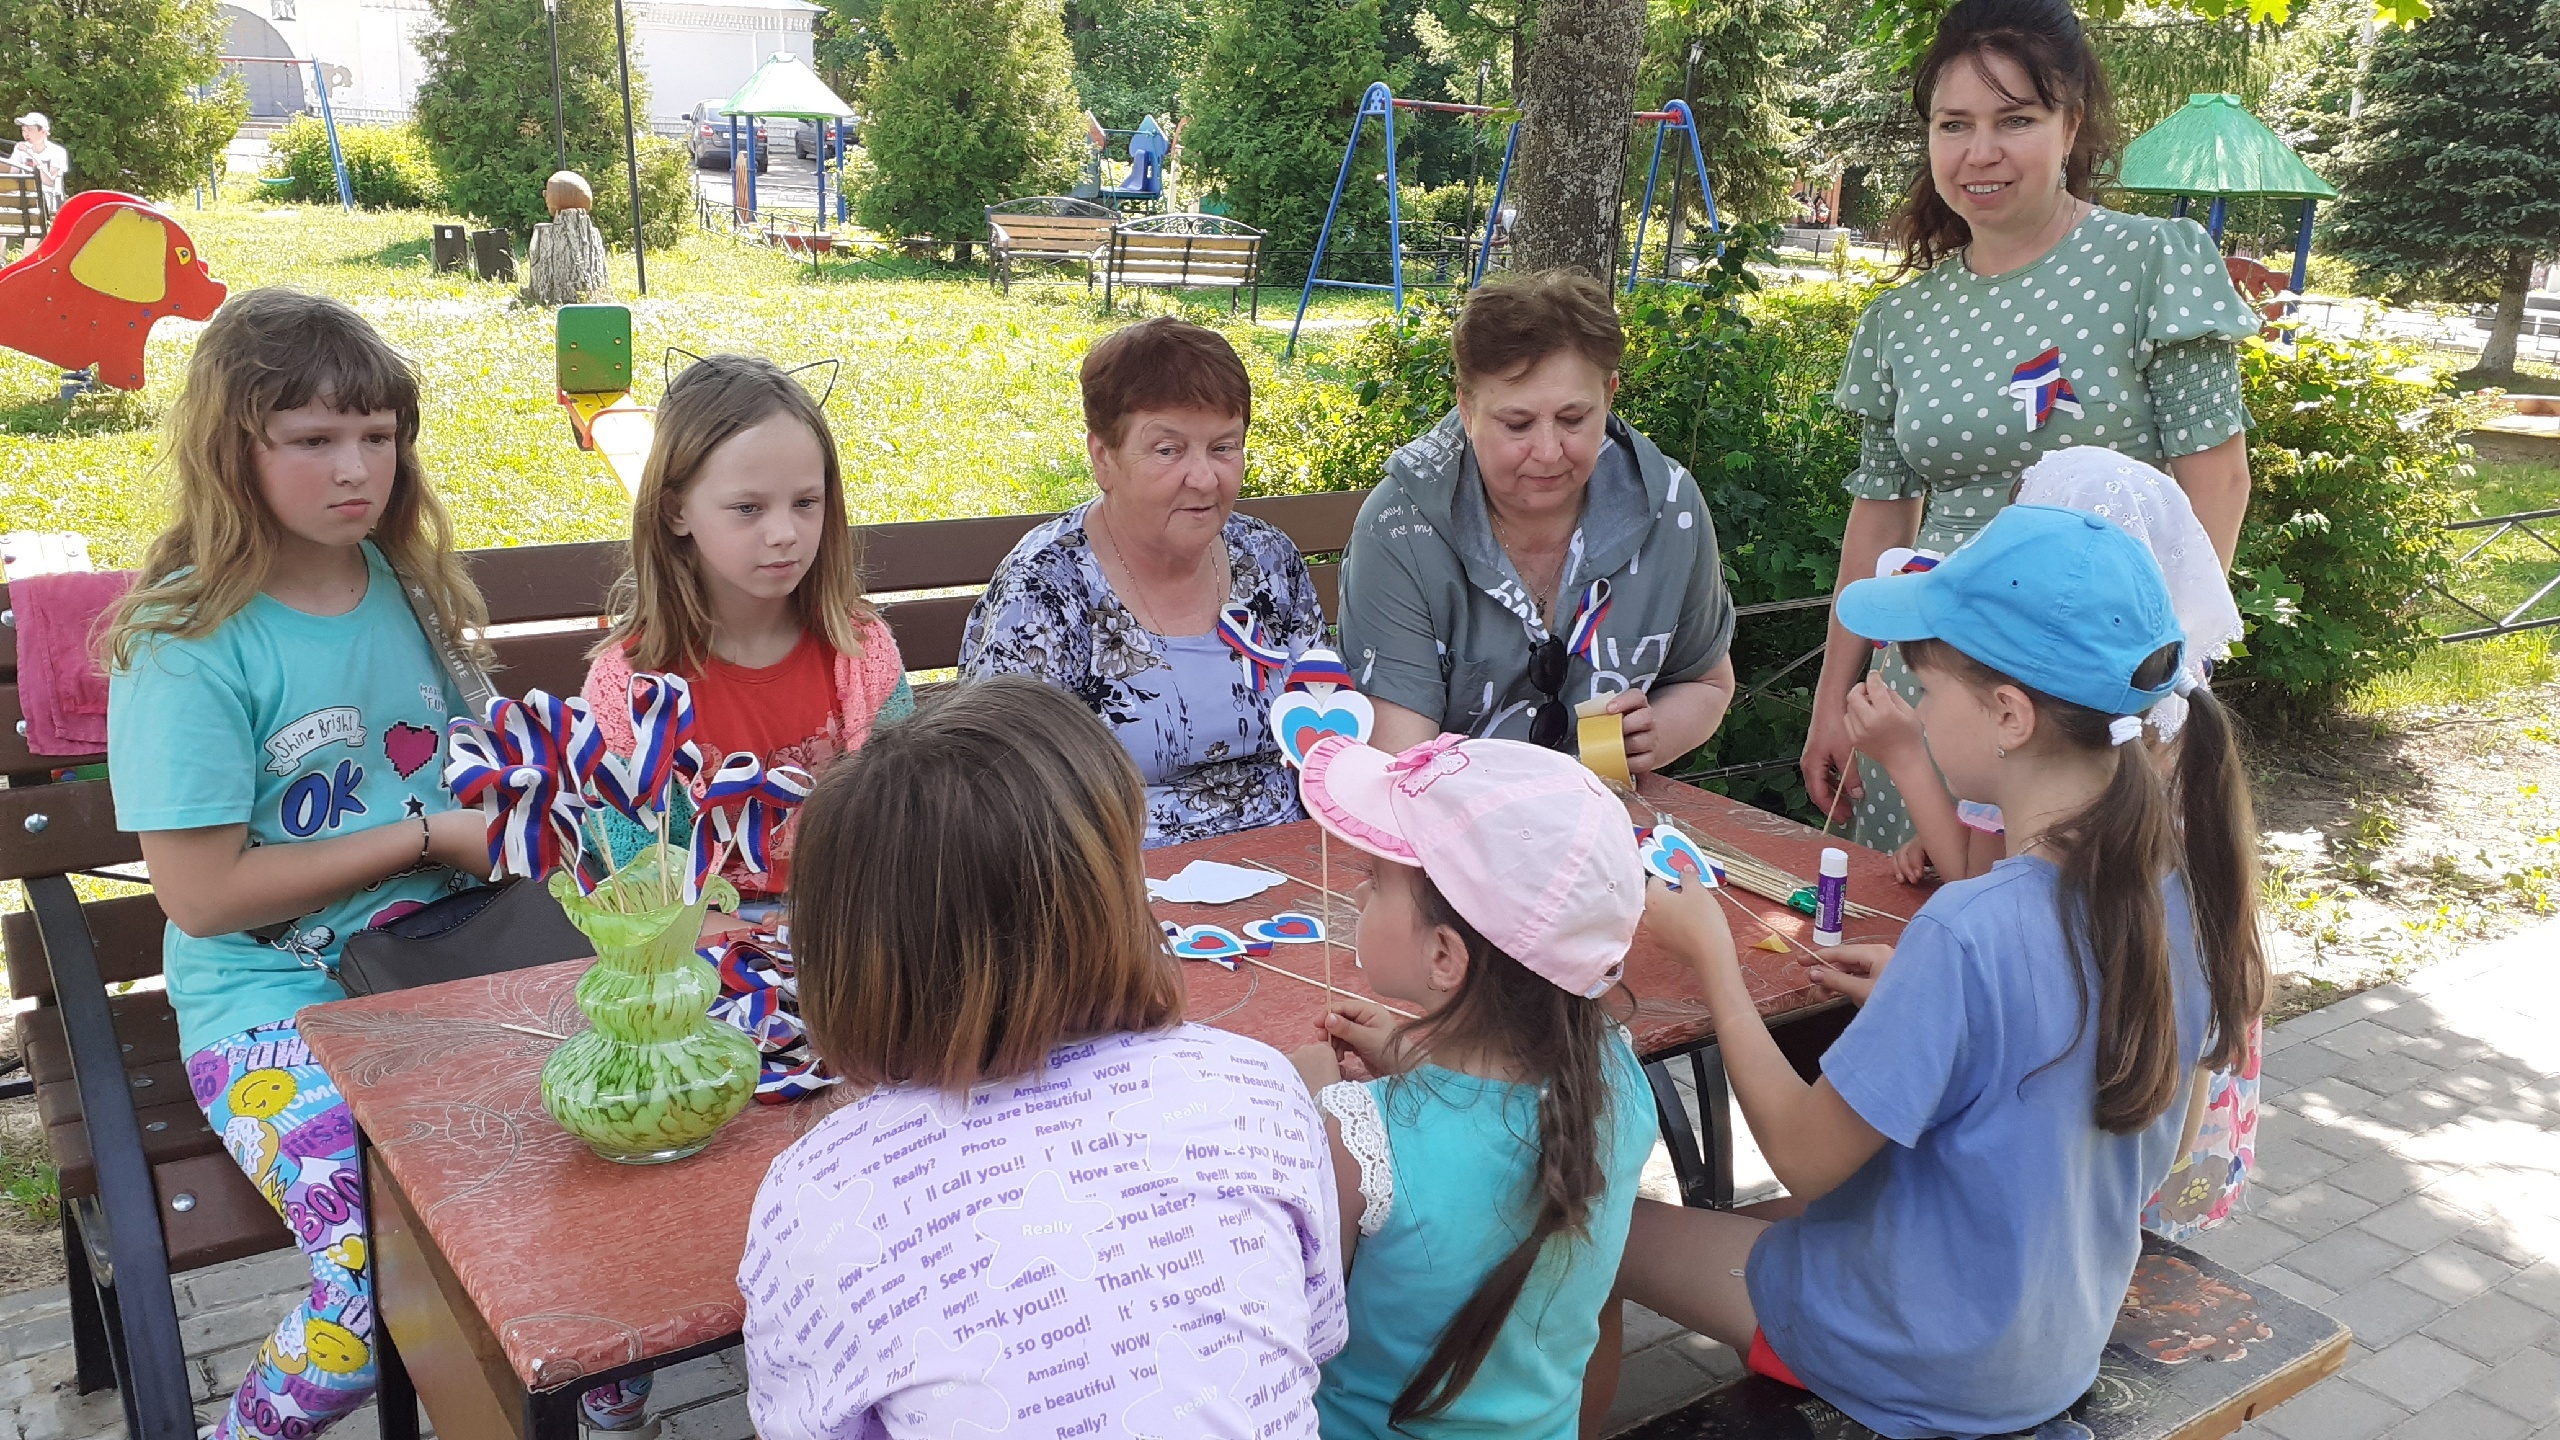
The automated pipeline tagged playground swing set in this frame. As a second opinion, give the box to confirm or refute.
[1286,83,1724,358]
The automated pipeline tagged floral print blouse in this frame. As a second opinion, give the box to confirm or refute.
[958,502,1325,847]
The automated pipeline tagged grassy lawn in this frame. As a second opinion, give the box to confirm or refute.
[0,199,1388,568]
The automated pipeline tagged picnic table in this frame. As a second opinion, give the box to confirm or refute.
[299,774,1923,1439]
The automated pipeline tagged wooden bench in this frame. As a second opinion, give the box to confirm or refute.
[1103,212,1264,318]
[0,172,52,259]
[983,196,1116,295]
[0,490,1364,1433]
[1613,1231,2350,1440]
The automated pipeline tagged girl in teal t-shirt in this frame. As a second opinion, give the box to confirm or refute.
[101,291,645,1440]
[1286,733,1657,1439]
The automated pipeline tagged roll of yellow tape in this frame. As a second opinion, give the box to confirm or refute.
[1574,697,1631,788]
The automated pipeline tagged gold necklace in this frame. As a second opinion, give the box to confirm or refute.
[1093,504,1228,635]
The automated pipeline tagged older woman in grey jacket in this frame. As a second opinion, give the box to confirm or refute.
[1338,271,1737,770]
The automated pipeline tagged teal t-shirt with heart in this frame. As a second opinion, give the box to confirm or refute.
[108,543,478,1057]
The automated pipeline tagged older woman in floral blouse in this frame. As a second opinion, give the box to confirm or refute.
[958,318,1321,846]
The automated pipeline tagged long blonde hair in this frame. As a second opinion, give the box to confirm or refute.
[598,354,874,672]
[103,288,489,672]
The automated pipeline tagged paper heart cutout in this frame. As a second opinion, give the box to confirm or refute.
[1270,690,1375,767]
[1640,823,1722,891]
[1242,912,1325,945]
[1171,925,1243,969]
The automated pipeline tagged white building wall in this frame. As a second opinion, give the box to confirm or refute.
[239,0,815,129]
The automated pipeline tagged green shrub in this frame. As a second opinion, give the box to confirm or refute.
[2227,330,2502,712]
[264,116,444,210]
[0,0,243,199]
[858,0,1084,254]
[586,137,697,252]
[415,0,650,236]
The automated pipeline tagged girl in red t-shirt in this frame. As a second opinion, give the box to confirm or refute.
[584,355,911,903]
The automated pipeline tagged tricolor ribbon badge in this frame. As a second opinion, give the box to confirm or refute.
[2004,346,2083,432]
[1216,603,1290,695]
[688,752,816,903]
[1564,578,1612,664]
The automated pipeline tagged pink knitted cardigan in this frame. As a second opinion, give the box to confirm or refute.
[581,612,909,761]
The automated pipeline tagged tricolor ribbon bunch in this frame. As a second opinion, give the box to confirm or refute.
[444,691,606,890]
[703,935,841,1104]
[441,672,813,907]
[692,753,816,904]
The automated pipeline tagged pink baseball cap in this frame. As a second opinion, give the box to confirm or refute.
[1297,733,1643,999]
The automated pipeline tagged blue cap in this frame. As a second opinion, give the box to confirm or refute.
[1836,504,2184,717]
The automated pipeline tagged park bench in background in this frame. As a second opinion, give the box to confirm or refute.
[983,196,1116,295]
[1103,212,1264,318]
[0,491,1363,1432]
[0,174,52,257]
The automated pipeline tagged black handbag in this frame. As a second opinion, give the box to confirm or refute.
[335,877,594,998]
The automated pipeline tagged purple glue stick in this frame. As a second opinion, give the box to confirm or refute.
[1814,847,1848,948]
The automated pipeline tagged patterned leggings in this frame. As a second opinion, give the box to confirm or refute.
[188,1021,376,1440]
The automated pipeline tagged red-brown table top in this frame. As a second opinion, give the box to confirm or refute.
[297,775,1924,1395]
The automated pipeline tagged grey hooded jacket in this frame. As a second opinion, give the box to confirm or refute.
[1337,408,1735,743]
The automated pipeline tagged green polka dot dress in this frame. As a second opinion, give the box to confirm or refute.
[1833,208,2257,852]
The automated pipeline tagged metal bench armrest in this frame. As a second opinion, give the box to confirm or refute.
[28,873,195,1436]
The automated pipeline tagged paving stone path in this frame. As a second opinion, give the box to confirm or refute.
[0,920,2551,1439]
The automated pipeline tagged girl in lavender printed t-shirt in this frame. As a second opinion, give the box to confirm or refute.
[737,677,1346,1440]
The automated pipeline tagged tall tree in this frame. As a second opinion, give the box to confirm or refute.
[0,0,242,198]
[2326,0,2559,378]
[1510,0,1647,277]
[1065,0,1210,129]
[858,0,1084,260]
[810,0,889,99]
[1182,0,1389,263]
[1636,0,1801,233]
[416,0,649,235]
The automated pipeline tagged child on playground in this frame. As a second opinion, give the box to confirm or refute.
[1831,447,2261,1239]
[583,354,911,907]
[1286,731,1658,1439]
[738,676,1346,1439]
[100,289,641,1438]
[1586,504,2265,1439]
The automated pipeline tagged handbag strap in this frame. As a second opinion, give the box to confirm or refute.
[395,564,499,714]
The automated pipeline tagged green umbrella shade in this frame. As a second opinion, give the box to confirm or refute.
[2115,93,2338,201]
[721,52,857,121]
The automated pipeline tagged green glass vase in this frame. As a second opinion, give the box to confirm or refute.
[539,857,757,1164]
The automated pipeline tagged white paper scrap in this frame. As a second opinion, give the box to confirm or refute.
[1145,860,1288,905]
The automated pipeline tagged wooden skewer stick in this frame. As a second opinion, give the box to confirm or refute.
[498,1022,570,1041]
[1240,954,1418,1019]
[1710,886,1829,965]
[1321,830,1335,1003]
[1243,860,1355,908]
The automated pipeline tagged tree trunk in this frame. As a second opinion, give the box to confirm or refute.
[1509,0,1647,281]
[519,209,611,308]
[2477,250,2533,378]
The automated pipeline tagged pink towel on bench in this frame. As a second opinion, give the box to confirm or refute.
[12,570,132,756]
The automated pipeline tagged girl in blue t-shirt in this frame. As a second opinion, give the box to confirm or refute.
[1287,733,1657,1439]
[101,290,648,1440]
[1588,505,2266,1440]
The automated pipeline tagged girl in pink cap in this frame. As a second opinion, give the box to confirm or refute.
[1288,731,1658,1439]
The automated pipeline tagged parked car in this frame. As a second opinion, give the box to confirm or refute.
[686,102,769,173]
[793,119,855,160]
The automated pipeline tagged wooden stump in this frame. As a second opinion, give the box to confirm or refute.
[520,209,610,308]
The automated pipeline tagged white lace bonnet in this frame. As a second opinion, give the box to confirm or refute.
[2014,446,2242,740]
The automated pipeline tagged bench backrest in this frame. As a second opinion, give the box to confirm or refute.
[988,215,1114,254]
[0,490,1369,985]
[1107,229,1261,290]
[0,174,47,241]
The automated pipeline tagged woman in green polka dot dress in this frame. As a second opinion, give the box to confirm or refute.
[1800,0,2260,858]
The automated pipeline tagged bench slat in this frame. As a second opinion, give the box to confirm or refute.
[47,1102,221,1200]
[0,779,135,878]
[4,893,167,1000]
[153,1150,294,1272]
[37,1057,187,1129]
[466,543,629,627]
[490,626,602,700]
[1115,238,1262,257]
[17,991,181,1085]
